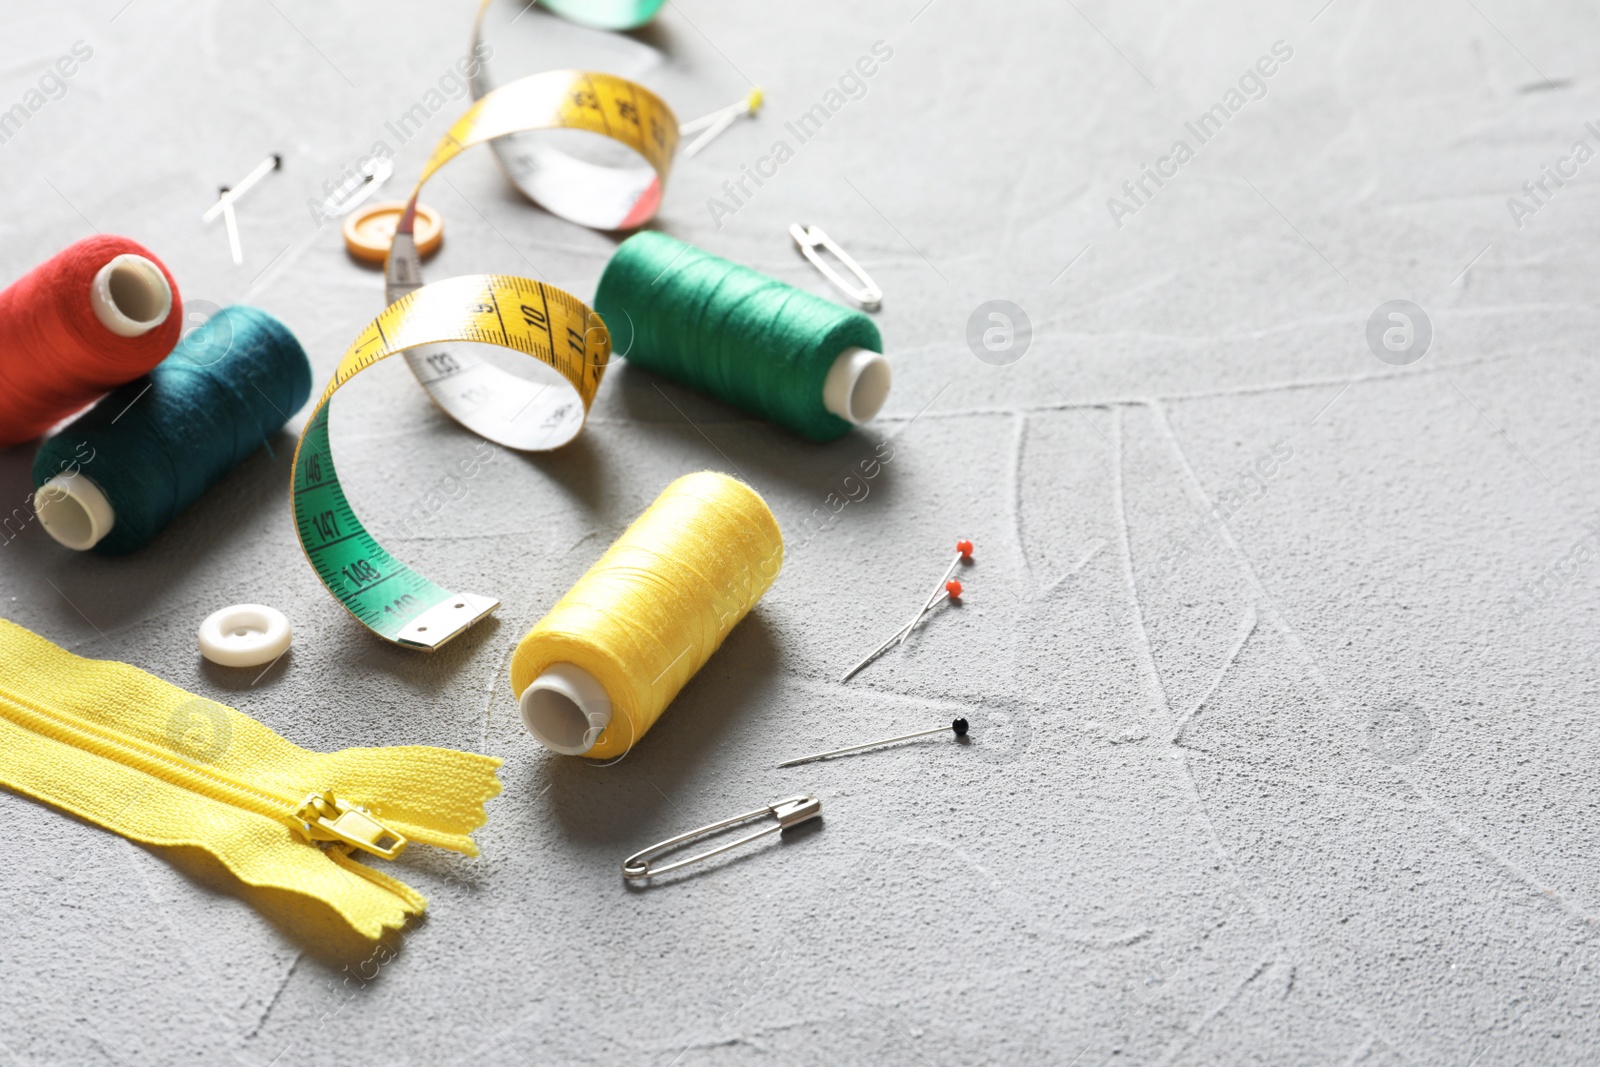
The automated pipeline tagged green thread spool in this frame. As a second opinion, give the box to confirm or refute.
[538,0,665,30]
[31,306,312,555]
[594,232,891,443]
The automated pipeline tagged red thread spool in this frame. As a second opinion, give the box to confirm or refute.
[0,235,182,447]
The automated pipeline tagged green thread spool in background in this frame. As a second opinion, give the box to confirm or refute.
[594,232,890,443]
[31,306,312,555]
[538,0,665,30]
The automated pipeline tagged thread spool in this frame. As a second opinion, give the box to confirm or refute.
[511,471,783,758]
[0,236,182,447]
[31,306,312,555]
[536,0,666,30]
[594,233,891,443]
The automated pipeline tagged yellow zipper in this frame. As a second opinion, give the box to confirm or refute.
[0,684,408,859]
[0,618,502,939]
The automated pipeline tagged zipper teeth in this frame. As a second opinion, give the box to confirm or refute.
[0,683,465,850]
[0,684,296,824]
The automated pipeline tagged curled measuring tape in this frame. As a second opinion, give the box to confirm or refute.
[375,11,676,449]
[463,0,679,233]
[379,54,674,426]
[296,29,673,649]
[291,275,610,649]
[386,69,677,305]
[380,66,675,438]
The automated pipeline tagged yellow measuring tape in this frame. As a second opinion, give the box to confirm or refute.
[386,68,678,303]
[294,50,678,649]
[291,275,609,648]
[465,1,677,230]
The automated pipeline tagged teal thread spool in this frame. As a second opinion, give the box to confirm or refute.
[594,232,891,442]
[31,306,312,555]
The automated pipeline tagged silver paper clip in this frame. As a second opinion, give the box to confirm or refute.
[791,223,883,311]
[622,795,821,880]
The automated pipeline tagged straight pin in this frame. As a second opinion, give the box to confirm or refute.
[897,539,972,647]
[680,87,763,158]
[839,579,962,683]
[203,153,282,222]
[206,154,282,265]
[779,718,968,768]
[220,195,243,266]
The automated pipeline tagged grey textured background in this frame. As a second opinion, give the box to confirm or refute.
[2,1,1599,1064]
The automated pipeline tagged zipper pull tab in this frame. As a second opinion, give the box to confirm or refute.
[293,790,408,860]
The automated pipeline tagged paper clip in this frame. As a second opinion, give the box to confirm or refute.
[790,223,883,311]
[622,794,821,880]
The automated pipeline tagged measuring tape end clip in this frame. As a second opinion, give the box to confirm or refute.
[395,593,502,651]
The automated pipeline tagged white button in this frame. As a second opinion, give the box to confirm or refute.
[197,604,292,668]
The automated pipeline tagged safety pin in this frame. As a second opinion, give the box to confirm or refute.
[791,223,883,310]
[622,794,821,880]
[316,155,395,221]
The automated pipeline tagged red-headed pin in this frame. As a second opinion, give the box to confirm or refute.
[895,541,972,648]
[840,544,972,684]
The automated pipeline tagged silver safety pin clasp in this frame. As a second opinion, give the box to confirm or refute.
[622,794,821,880]
[790,224,883,311]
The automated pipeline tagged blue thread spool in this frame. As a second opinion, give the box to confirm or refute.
[31,306,312,555]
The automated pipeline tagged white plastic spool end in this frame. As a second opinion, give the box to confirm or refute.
[89,254,172,338]
[521,662,613,756]
[35,473,116,551]
[822,346,891,425]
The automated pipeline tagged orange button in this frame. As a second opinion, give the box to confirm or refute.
[343,201,443,265]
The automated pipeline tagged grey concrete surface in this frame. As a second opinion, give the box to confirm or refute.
[3,0,1599,1064]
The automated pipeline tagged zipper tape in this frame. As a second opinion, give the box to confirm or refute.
[0,618,502,940]
[291,274,609,649]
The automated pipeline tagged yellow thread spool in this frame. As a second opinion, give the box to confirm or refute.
[511,472,783,759]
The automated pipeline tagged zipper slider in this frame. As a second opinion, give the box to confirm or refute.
[292,790,408,860]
